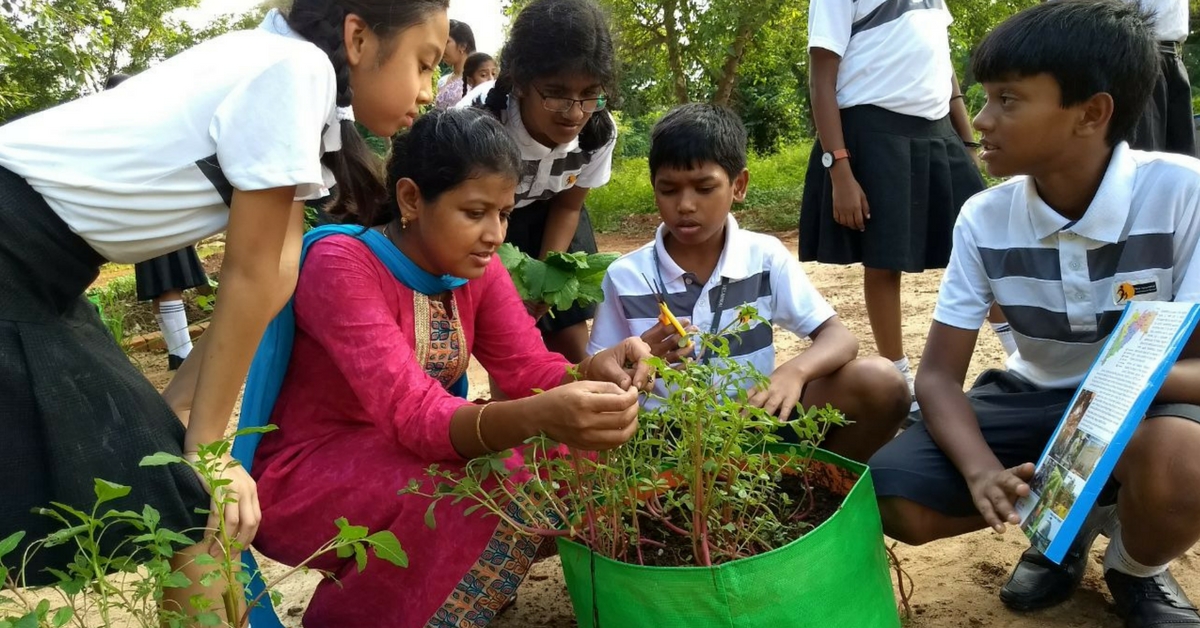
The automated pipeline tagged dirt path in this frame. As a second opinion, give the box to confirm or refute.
[133,229,1200,627]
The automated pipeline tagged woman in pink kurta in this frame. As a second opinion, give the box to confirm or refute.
[250,108,648,628]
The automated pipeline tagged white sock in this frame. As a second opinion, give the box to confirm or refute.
[157,300,192,359]
[990,322,1017,356]
[1103,523,1169,578]
[892,356,911,374]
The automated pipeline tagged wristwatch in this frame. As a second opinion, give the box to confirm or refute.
[821,149,850,169]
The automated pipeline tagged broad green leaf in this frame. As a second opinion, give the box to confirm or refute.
[497,243,526,271]
[232,425,278,437]
[142,504,161,529]
[540,265,572,295]
[0,531,24,559]
[353,543,368,572]
[365,531,408,568]
[521,259,548,298]
[335,519,368,542]
[51,607,72,628]
[424,502,437,530]
[93,479,131,505]
[140,452,185,467]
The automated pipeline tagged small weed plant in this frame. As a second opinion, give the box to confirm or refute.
[0,427,406,628]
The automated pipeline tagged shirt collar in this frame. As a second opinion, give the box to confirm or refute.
[652,215,751,284]
[1022,142,1135,243]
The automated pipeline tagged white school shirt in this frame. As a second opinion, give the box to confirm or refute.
[455,81,616,208]
[935,143,1200,389]
[588,216,837,408]
[0,10,340,263]
[1132,0,1189,42]
[808,0,955,120]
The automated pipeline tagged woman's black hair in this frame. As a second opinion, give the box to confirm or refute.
[480,0,617,152]
[285,0,448,220]
[448,19,477,55]
[462,52,495,97]
[350,108,521,227]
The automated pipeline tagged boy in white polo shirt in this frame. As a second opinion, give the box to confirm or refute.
[588,103,909,463]
[868,3,1200,626]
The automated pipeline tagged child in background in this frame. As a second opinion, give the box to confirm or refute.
[434,19,475,110]
[868,3,1200,625]
[471,0,618,363]
[460,52,497,100]
[800,0,987,401]
[589,104,909,463]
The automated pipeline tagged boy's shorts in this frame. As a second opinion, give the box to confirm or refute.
[869,369,1200,518]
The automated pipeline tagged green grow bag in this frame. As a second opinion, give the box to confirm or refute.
[557,447,899,628]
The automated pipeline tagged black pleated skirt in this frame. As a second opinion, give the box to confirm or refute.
[134,247,209,302]
[0,166,207,584]
[799,105,986,273]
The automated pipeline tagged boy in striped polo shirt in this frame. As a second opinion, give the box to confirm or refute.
[868,3,1200,626]
[587,103,910,463]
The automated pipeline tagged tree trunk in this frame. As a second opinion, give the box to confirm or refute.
[712,19,755,107]
[662,0,689,104]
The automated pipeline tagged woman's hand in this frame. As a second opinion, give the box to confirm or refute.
[831,168,871,232]
[536,381,641,450]
[524,299,551,321]
[583,337,654,391]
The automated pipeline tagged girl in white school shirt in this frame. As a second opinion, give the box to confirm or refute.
[0,0,447,613]
[799,0,987,401]
[466,0,618,363]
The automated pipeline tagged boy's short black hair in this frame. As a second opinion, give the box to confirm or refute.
[649,104,748,181]
[972,0,1158,147]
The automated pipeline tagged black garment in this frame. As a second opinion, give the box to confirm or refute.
[1131,42,1196,156]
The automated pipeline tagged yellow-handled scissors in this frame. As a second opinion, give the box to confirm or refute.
[641,273,691,346]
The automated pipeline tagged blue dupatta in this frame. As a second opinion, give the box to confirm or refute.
[231,224,468,627]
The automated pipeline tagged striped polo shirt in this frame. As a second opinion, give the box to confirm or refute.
[935,142,1200,389]
[588,216,836,406]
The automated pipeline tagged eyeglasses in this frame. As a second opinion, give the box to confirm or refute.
[532,85,607,114]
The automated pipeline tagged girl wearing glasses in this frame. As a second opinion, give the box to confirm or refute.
[469,0,618,365]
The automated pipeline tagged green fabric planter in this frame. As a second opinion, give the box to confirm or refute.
[557,447,899,628]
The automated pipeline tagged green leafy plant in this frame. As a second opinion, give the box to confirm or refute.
[497,243,619,314]
[407,305,847,567]
[85,275,138,351]
[0,427,407,627]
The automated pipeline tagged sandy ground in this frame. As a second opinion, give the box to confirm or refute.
[67,229,1200,626]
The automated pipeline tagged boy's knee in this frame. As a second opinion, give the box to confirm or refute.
[1120,417,1200,519]
[846,356,910,415]
[877,497,943,546]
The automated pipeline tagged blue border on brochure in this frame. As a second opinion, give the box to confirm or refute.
[1034,302,1200,564]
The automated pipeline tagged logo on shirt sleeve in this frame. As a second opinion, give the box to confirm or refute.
[566,174,578,187]
[1114,278,1158,305]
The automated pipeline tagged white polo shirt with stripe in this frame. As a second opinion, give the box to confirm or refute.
[808,0,955,120]
[935,142,1200,389]
[588,216,837,406]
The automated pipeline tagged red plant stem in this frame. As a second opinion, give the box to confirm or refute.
[638,538,666,548]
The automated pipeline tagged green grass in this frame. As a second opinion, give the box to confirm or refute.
[588,141,812,234]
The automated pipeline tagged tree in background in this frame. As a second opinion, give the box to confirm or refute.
[0,0,264,123]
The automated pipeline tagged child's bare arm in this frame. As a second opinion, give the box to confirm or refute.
[809,47,870,232]
[920,321,1032,530]
[752,317,857,419]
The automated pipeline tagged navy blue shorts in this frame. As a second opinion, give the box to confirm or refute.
[869,369,1200,517]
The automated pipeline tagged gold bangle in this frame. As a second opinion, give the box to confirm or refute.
[475,402,496,454]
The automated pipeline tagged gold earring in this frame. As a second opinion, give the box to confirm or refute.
[400,217,409,230]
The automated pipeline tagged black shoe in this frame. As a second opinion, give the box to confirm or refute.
[167,354,185,371]
[1105,569,1200,627]
[999,503,1116,611]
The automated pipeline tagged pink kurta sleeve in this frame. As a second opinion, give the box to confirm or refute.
[471,257,571,398]
[293,236,472,463]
